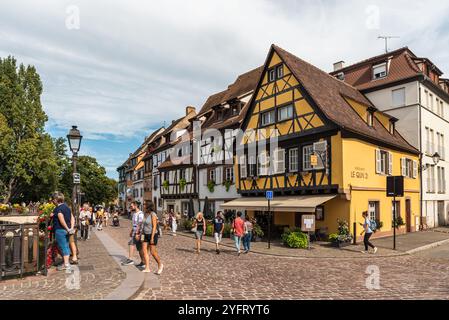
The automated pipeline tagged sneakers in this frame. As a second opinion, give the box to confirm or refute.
[216,249,220,255]
[373,247,378,254]
[156,264,164,275]
[238,251,241,256]
[57,264,72,272]
[142,269,151,273]
[136,262,145,267]
[361,250,367,254]
[121,259,135,266]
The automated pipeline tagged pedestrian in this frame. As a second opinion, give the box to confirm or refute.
[232,212,245,256]
[122,201,145,266]
[360,211,378,254]
[104,208,110,228]
[213,211,225,254]
[138,201,164,274]
[51,192,75,272]
[243,214,253,254]
[96,206,104,230]
[79,203,91,241]
[192,212,206,254]
[162,211,169,231]
[171,211,178,236]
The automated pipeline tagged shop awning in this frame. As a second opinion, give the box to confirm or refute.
[220,195,337,212]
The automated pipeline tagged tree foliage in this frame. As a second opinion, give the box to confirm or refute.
[0,56,117,205]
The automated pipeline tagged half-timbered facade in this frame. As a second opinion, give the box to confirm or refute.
[223,45,421,239]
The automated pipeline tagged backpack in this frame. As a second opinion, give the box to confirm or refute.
[370,220,377,232]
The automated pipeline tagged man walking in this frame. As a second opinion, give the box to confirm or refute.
[52,192,75,272]
[232,212,245,256]
[213,211,225,254]
[122,201,145,266]
[79,203,91,241]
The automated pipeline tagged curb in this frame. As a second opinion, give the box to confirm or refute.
[405,238,449,255]
[176,231,406,260]
[95,231,146,300]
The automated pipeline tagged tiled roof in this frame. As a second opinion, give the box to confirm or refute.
[329,47,421,91]
[271,45,418,154]
[197,66,263,117]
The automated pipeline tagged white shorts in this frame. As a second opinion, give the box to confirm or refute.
[214,232,222,244]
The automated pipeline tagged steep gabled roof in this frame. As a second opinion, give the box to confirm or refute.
[240,45,418,154]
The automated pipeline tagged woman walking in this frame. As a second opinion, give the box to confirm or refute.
[192,212,206,254]
[360,211,378,254]
[139,201,164,274]
[171,212,178,236]
[243,215,253,254]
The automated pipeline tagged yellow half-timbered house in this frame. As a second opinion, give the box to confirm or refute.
[222,45,421,239]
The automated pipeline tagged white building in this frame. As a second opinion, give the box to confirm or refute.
[332,47,449,227]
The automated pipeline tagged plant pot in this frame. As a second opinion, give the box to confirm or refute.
[331,240,351,248]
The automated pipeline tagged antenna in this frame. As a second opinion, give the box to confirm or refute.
[378,35,400,53]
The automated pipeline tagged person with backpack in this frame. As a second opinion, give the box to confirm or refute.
[138,201,163,274]
[360,211,378,254]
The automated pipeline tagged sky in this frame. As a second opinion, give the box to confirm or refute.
[1,0,449,179]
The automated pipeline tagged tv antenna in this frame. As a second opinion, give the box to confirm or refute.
[378,35,400,53]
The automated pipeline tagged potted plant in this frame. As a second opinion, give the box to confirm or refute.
[393,216,405,229]
[252,223,264,242]
[207,180,215,193]
[223,180,232,192]
[162,180,169,191]
[179,178,187,192]
[281,228,308,249]
[330,219,353,248]
[374,219,383,232]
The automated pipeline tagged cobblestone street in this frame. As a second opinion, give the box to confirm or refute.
[106,219,449,300]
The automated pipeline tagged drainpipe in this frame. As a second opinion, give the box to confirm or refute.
[418,82,424,231]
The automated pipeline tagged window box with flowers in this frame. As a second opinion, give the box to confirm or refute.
[207,180,216,193]
[179,178,187,192]
[329,219,353,248]
[162,180,169,191]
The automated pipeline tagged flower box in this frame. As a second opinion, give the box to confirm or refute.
[331,240,352,248]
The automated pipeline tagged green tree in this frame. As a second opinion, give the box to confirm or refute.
[0,56,59,203]
[60,156,117,206]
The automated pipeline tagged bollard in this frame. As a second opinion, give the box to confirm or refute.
[353,222,357,245]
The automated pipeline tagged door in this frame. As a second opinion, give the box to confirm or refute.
[405,199,412,232]
[438,201,445,226]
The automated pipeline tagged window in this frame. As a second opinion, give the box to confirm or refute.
[336,72,345,81]
[425,90,429,107]
[392,88,406,107]
[289,148,299,172]
[179,169,186,181]
[315,206,325,221]
[225,167,234,182]
[276,65,284,79]
[261,110,275,126]
[437,133,445,160]
[268,68,276,82]
[427,165,435,193]
[401,158,417,179]
[367,112,373,127]
[273,148,285,174]
[248,155,257,177]
[258,151,269,176]
[430,129,435,154]
[392,201,401,218]
[389,121,395,134]
[440,100,444,118]
[232,106,239,116]
[209,169,215,182]
[375,149,392,175]
[437,166,446,193]
[277,104,293,121]
[303,145,313,171]
[372,63,387,79]
[429,93,434,111]
[240,156,247,179]
[368,201,380,221]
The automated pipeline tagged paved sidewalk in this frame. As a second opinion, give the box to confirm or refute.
[0,231,126,300]
[177,228,449,259]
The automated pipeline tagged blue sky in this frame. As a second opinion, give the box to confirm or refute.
[1,0,449,179]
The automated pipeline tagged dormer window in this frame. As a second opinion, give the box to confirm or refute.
[372,62,387,80]
[268,65,284,82]
[336,72,345,81]
[268,68,276,82]
[389,121,395,134]
[276,65,284,79]
[367,111,373,127]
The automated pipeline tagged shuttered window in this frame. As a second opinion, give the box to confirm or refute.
[274,148,285,174]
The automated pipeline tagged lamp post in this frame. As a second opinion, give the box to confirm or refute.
[67,126,83,228]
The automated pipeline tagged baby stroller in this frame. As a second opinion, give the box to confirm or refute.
[112,212,120,227]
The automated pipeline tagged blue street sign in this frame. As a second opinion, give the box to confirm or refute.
[266,191,273,200]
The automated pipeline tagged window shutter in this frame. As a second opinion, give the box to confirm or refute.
[401,158,406,177]
[413,160,418,179]
[388,152,393,175]
[375,149,381,174]
[216,167,222,184]
[202,170,208,186]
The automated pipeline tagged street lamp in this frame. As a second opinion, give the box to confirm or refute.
[420,152,441,171]
[67,126,83,229]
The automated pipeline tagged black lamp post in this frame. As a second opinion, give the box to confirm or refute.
[67,126,83,227]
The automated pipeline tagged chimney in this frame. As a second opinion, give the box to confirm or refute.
[186,106,196,116]
[333,61,345,72]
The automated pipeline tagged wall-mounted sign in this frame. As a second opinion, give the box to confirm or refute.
[310,155,318,167]
[301,214,315,232]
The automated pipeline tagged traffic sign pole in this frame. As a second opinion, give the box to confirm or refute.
[266,191,273,250]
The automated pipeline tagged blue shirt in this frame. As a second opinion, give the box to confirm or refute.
[213,217,224,233]
[53,203,72,230]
